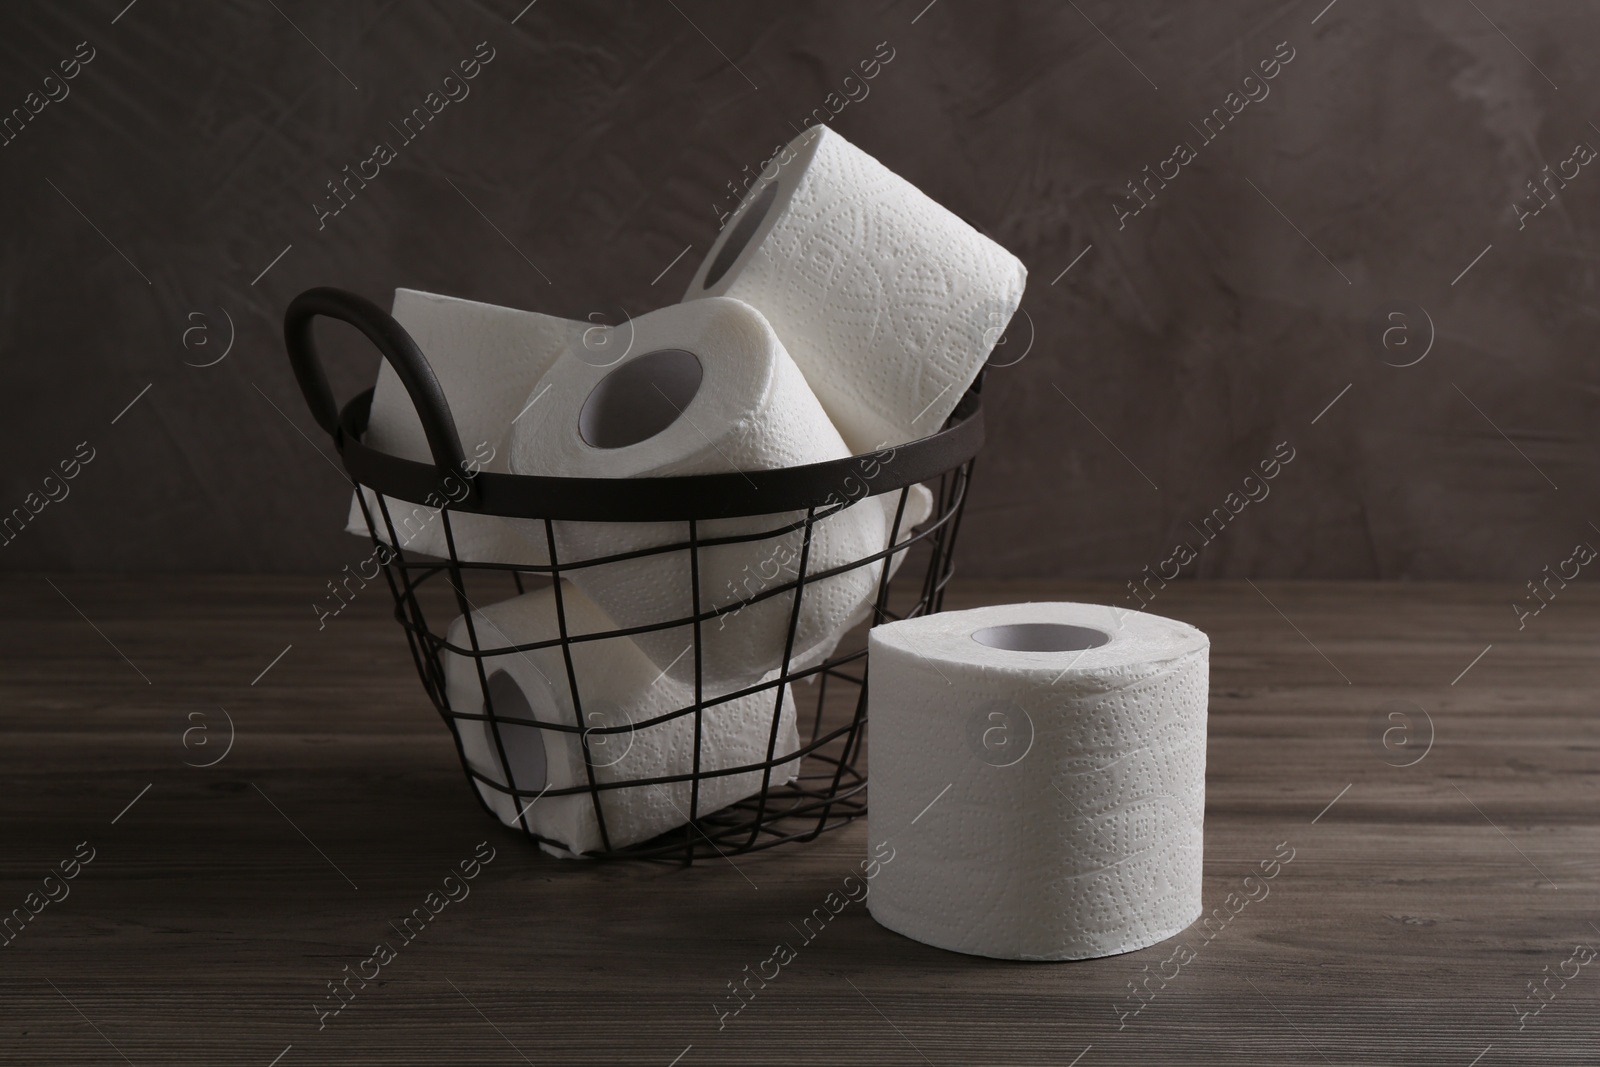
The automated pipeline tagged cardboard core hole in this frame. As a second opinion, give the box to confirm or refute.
[703,181,779,289]
[578,348,703,449]
[483,670,548,792]
[971,622,1111,653]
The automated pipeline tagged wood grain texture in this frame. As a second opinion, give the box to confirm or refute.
[2,1,1599,578]
[1,574,1595,1065]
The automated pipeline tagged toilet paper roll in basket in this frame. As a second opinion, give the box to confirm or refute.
[347,288,582,563]
[686,125,1027,454]
[867,602,1209,960]
[507,296,888,687]
[443,581,802,858]
[746,480,936,685]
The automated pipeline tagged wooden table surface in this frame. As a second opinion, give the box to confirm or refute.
[1,575,1595,1066]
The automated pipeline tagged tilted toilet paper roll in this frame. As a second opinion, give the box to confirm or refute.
[878,481,933,588]
[686,125,1027,454]
[346,288,582,563]
[717,480,936,692]
[507,296,888,688]
[866,602,1209,960]
[442,581,801,858]
[792,482,935,674]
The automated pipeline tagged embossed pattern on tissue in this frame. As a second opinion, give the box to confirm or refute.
[720,128,1024,451]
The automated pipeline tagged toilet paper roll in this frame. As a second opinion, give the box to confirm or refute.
[861,481,934,614]
[346,288,582,563]
[686,126,1027,454]
[887,482,934,555]
[798,482,936,674]
[443,582,802,857]
[867,602,1209,960]
[507,296,887,687]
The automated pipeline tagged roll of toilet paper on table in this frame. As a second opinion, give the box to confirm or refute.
[686,125,1027,454]
[507,296,888,688]
[867,602,1209,960]
[443,582,801,857]
[346,288,582,563]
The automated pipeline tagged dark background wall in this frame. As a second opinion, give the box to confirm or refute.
[0,0,1593,579]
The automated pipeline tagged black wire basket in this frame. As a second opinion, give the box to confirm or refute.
[284,287,984,862]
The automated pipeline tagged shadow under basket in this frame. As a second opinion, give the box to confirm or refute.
[284,287,985,862]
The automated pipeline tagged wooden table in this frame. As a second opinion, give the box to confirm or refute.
[1,575,1594,1065]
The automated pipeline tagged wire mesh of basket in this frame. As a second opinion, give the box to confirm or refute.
[285,287,985,861]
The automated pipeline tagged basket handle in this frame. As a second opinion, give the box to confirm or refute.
[283,287,473,495]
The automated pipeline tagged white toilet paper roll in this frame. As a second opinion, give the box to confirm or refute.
[507,296,887,687]
[867,602,1209,960]
[443,582,802,857]
[686,126,1027,454]
[801,482,936,672]
[885,482,933,564]
[347,288,582,563]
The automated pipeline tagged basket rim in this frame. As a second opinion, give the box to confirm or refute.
[339,376,984,522]
[286,284,985,522]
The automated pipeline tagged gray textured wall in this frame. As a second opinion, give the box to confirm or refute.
[0,0,1593,579]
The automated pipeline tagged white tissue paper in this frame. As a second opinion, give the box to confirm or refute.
[797,482,936,673]
[686,125,1027,454]
[881,481,933,580]
[867,602,1209,960]
[346,288,582,563]
[507,296,887,687]
[442,582,802,857]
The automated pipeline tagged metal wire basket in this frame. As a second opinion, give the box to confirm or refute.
[284,287,984,862]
